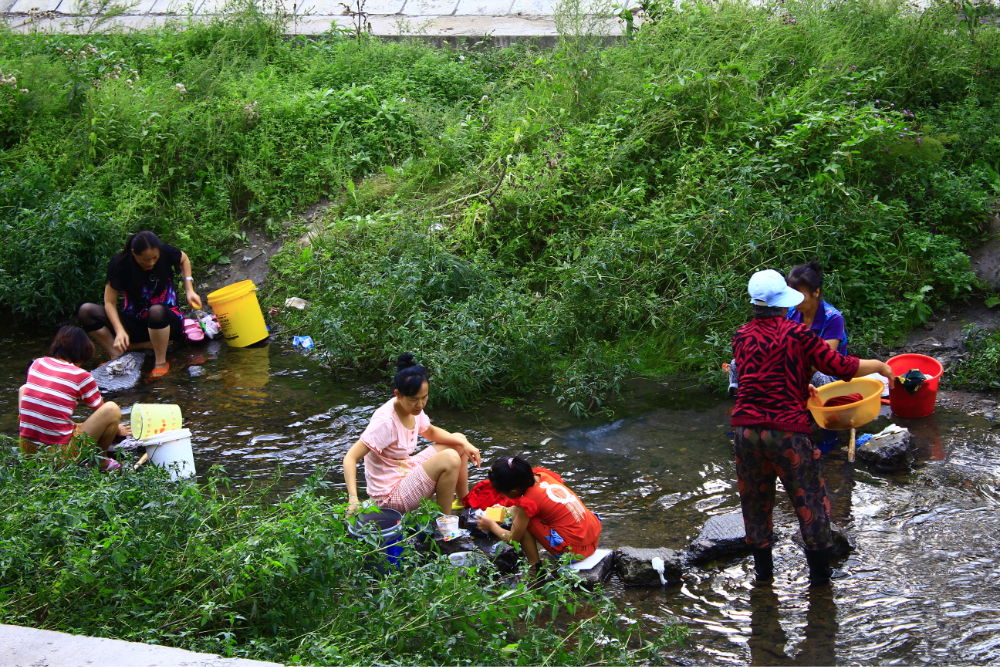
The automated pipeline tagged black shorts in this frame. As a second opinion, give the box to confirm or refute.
[84,307,183,343]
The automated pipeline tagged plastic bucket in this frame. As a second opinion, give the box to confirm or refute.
[348,509,405,568]
[130,404,182,440]
[806,377,885,431]
[887,353,943,419]
[142,428,196,481]
[207,280,268,348]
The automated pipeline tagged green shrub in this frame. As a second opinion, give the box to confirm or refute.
[1,0,998,410]
[0,441,687,664]
[0,166,127,320]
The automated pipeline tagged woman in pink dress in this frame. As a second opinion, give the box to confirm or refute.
[343,353,481,514]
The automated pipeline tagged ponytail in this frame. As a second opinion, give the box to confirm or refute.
[118,230,161,260]
[787,260,823,294]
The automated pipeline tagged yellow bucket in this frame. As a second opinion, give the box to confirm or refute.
[131,404,183,440]
[806,378,884,431]
[207,280,268,348]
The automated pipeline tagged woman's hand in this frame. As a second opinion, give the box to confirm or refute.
[463,442,481,468]
[476,514,498,533]
[347,498,361,515]
[186,288,203,311]
[118,424,132,437]
[880,362,896,387]
[113,329,130,355]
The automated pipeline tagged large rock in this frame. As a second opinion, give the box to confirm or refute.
[687,512,750,562]
[857,426,917,471]
[91,352,147,395]
[614,547,683,586]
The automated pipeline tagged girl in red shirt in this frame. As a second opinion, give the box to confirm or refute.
[475,456,601,570]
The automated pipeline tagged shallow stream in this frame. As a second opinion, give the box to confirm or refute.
[4,323,1000,665]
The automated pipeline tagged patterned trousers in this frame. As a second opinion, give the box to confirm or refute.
[733,426,832,551]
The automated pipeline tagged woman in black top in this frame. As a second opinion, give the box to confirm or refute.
[78,231,202,378]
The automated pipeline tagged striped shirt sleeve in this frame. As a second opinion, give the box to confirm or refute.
[78,372,103,409]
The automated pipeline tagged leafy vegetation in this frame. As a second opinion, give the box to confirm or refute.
[0,440,687,664]
[949,324,1000,391]
[0,0,998,408]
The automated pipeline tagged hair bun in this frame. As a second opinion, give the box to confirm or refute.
[396,352,417,371]
[807,260,823,275]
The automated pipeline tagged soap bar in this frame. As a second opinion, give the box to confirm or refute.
[485,506,507,522]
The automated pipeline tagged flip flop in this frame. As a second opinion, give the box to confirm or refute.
[149,363,170,379]
[102,459,122,472]
[183,318,205,342]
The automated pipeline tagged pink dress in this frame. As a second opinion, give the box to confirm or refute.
[359,398,438,512]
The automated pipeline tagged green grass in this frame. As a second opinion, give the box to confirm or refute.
[1,0,998,411]
[0,440,687,664]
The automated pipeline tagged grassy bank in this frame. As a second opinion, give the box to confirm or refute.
[1,1,998,411]
[0,440,686,664]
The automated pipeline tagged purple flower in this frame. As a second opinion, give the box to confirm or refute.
[917,137,922,146]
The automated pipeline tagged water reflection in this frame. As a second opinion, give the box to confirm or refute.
[746,586,838,666]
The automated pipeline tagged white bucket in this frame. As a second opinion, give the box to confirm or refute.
[142,428,196,481]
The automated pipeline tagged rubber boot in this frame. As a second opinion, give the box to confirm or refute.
[751,546,774,583]
[805,548,832,587]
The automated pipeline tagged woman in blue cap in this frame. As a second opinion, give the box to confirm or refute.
[731,269,893,587]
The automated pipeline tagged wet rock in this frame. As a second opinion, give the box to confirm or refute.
[188,365,203,378]
[569,548,614,586]
[614,547,683,586]
[791,522,857,558]
[857,426,917,471]
[492,543,521,574]
[433,532,478,555]
[687,511,750,562]
[91,352,146,395]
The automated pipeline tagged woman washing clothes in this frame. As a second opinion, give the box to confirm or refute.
[732,269,894,587]
[343,354,481,515]
[787,261,849,355]
[77,231,202,379]
[787,261,850,452]
[18,326,130,470]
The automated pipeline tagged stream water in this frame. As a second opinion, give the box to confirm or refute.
[4,322,1000,665]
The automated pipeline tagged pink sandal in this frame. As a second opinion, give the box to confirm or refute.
[183,318,205,342]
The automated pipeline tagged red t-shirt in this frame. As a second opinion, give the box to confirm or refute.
[731,317,860,433]
[19,357,103,446]
[514,469,601,554]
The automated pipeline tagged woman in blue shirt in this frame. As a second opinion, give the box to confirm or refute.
[787,261,848,452]
[786,261,848,356]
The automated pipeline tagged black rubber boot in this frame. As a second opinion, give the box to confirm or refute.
[751,546,774,583]
[805,548,833,587]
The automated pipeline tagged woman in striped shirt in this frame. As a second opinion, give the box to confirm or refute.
[18,326,129,470]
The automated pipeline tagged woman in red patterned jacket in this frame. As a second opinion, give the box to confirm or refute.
[732,269,894,587]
